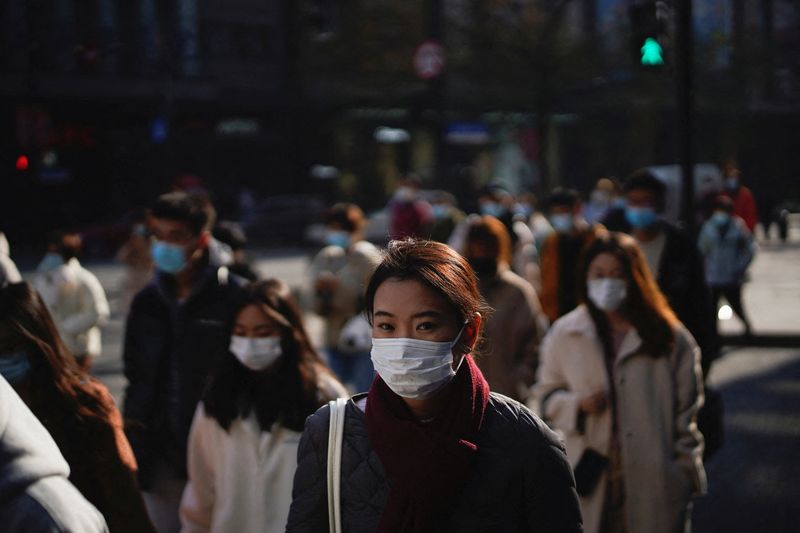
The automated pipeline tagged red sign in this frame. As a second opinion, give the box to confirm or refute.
[413,41,445,81]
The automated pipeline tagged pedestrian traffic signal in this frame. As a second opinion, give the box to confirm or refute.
[641,38,665,66]
[629,1,670,70]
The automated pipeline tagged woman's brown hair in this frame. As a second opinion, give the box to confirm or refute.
[577,232,679,357]
[465,215,513,265]
[364,239,490,337]
[0,282,109,421]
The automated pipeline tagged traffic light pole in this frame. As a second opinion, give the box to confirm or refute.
[675,0,695,234]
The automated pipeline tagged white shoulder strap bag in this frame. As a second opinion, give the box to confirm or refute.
[327,397,348,533]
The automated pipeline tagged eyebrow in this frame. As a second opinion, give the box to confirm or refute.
[372,310,444,319]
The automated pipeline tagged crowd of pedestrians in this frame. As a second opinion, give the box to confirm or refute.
[0,162,762,532]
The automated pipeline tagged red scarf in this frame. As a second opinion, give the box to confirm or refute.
[365,355,491,532]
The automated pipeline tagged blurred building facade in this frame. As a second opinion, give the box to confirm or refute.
[1,0,798,247]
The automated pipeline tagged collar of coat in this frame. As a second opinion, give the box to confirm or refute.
[559,305,644,365]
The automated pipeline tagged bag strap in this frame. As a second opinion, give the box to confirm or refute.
[327,397,347,533]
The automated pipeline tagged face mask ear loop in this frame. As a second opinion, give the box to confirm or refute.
[451,322,472,371]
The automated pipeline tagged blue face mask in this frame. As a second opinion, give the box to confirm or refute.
[151,240,188,274]
[325,230,351,248]
[712,212,731,225]
[725,178,738,190]
[513,203,533,218]
[37,252,64,273]
[480,202,504,218]
[625,206,658,229]
[549,213,574,234]
[0,350,32,385]
[431,205,449,219]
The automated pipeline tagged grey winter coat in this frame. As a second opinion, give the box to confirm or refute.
[286,392,583,532]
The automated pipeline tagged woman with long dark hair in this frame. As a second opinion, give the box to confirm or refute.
[0,281,154,532]
[532,232,706,533]
[286,239,582,532]
[179,279,346,533]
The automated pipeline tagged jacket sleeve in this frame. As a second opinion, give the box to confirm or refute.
[513,286,548,395]
[523,418,583,532]
[734,223,756,276]
[672,329,708,496]
[180,407,216,533]
[531,331,582,433]
[684,239,718,378]
[285,407,330,533]
[122,292,163,488]
[59,272,110,335]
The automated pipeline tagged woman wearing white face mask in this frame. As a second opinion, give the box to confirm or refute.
[287,239,582,533]
[532,232,706,533]
[179,279,346,533]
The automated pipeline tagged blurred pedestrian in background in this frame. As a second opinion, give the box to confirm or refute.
[212,220,259,282]
[180,279,345,533]
[0,231,22,286]
[721,161,758,233]
[426,189,465,244]
[461,184,540,290]
[33,231,110,370]
[123,192,245,533]
[287,239,582,532]
[604,170,718,379]
[117,213,154,315]
[582,177,621,225]
[698,195,756,336]
[462,216,548,401]
[388,176,433,239]
[0,282,154,532]
[532,232,706,533]
[539,188,604,323]
[0,375,109,532]
[307,203,381,393]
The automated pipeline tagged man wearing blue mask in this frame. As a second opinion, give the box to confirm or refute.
[123,192,245,533]
[604,170,718,381]
[539,188,604,322]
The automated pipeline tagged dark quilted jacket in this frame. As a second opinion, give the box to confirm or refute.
[286,392,583,532]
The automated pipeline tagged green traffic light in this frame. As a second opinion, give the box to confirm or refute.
[641,37,664,66]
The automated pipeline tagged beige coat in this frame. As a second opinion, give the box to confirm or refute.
[475,265,548,401]
[307,240,381,348]
[531,305,706,533]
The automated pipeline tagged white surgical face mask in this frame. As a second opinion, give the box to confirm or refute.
[229,335,283,371]
[371,327,465,399]
[587,278,628,312]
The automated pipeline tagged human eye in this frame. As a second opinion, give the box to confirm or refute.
[375,322,394,332]
[416,321,438,332]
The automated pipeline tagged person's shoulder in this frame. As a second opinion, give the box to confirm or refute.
[350,240,382,260]
[672,323,699,354]
[484,393,565,451]
[549,306,591,335]
[497,269,536,298]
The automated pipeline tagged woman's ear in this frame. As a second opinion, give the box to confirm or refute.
[462,312,482,354]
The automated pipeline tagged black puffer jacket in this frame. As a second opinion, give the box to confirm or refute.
[286,392,583,532]
[122,265,244,488]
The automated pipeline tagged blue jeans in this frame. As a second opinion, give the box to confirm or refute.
[326,348,375,394]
